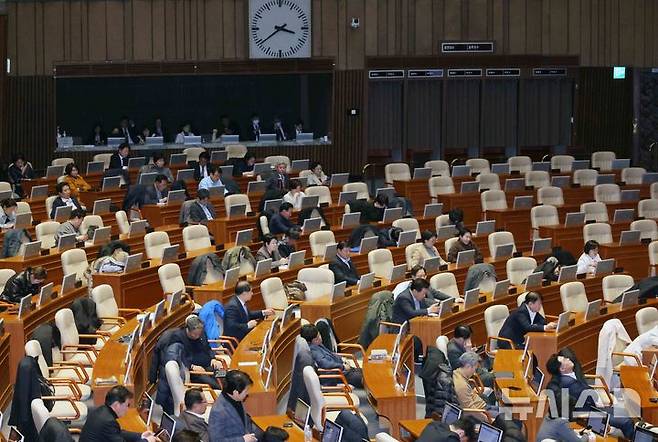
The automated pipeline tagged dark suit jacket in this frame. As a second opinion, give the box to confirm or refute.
[223,295,264,341]
[447,339,465,369]
[79,405,142,442]
[50,196,82,219]
[329,258,360,286]
[244,123,261,141]
[118,126,138,144]
[266,172,290,191]
[189,201,216,224]
[108,153,129,170]
[175,410,209,442]
[194,163,210,181]
[392,288,430,324]
[269,213,296,235]
[498,305,546,349]
[143,184,168,205]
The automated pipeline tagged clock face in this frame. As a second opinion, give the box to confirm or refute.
[249,0,311,59]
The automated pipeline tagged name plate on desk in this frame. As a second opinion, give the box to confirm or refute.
[441,41,494,53]
[448,69,482,78]
[368,70,404,79]
[533,67,567,77]
[486,68,520,77]
[408,69,443,78]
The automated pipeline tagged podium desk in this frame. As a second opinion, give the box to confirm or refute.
[562,186,596,205]
[619,365,658,425]
[231,318,301,416]
[141,202,186,228]
[436,192,481,227]
[91,299,194,407]
[393,179,431,216]
[1,285,87,382]
[599,242,649,281]
[363,334,416,438]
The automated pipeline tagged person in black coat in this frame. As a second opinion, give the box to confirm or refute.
[329,241,360,286]
[143,174,170,205]
[7,154,35,197]
[50,181,83,219]
[266,162,290,191]
[245,114,261,141]
[80,385,157,442]
[1,266,47,303]
[269,202,298,235]
[498,291,556,349]
[109,143,131,170]
[117,116,138,144]
[223,281,275,341]
[194,151,211,181]
[87,123,107,146]
[188,189,216,225]
[392,278,441,324]
[9,355,43,441]
[416,417,477,442]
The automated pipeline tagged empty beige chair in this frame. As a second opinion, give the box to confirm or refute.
[158,263,185,294]
[580,202,609,223]
[183,225,212,252]
[551,155,575,172]
[226,144,247,159]
[52,157,74,167]
[435,214,452,230]
[602,274,634,303]
[61,249,89,286]
[481,189,508,212]
[0,181,11,193]
[36,221,61,249]
[264,155,291,172]
[45,196,57,219]
[260,277,290,314]
[465,158,490,174]
[93,153,113,169]
[224,194,252,214]
[144,231,171,259]
[476,173,500,191]
[55,308,104,362]
[650,241,658,276]
[31,396,87,431]
[488,231,516,255]
[91,284,138,332]
[0,269,15,293]
[309,231,336,257]
[385,163,411,184]
[259,216,270,236]
[622,167,646,185]
[305,185,332,205]
[525,170,550,189]
[636,307,658,335]
[342,182,369,200]
[484,305,510,353]
[16,200,31,214]
[508,155,532,174]
[80,215,103,233]
[560,281,589,313]
[537,186,564,206]
[424,160,450,177]
[429,176,455,198]
[368,249,394,279]
[573,169,599,186]
[115,210,131,235]
[392,218,420,239]
[530,205,560,230]
[591,151,616,171]
[297,268,334,301]
[444,237,458,257]
[429,272,460,299]
[182,147,205,163]
[594,184,621,203]
[506,257,538,286]
[638,199,658,220]
[631,219,658,241]
[583,223,613,244]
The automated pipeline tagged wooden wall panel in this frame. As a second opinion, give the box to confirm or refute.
[332,70,365,174]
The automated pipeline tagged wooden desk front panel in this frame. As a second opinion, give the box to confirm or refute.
[538,222,631,258]
[78,188,126,215]
[0,334,13,411]
[486,208,533,252]
[22,177,57,197]
[619,365,658,425]
[436,193,481,227]
[599,243,649,281]
[393,179,431,217]
[25,198,48,222]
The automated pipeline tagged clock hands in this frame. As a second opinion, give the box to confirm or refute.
[260,28,281,44]
[260,23,296,44]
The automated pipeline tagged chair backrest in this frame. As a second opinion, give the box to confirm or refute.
[302,365,326,430]
[115,210,131,235]
[297,268,334,301]
[481,189,508,211]
[56,175,67,184]
[158,263,185,294]
[182,147,205,163]
[93,153,113,169]
[484,305,509,338]
[424,160,450,177]
[594,183,621,203]
[36,221,61,249]
[91,284,120,318]
[602,274,635,303]
[305,185,332,205]
[55,308,80,352]
[622,167,646,185]
[591,151,616,171]
[260,277,288,313]
[368,249,394,279]
[508,156,532,173]
[444,237,458,257]
[374,433,399,442]
[16,201,31,214]
[530,205,559,229]
[165,360,186,416]
[342,182,369,200]
[52,157,74,167]
[226,144,247,159]
[61,249,89,286]
[506,257,538,286]
[465,158,490,174]
[25,340,49,377]
[537,186,564,206]
[435,214,451,231]
[517,293,546,316]
[81,215,103,233]
[573,169,598,187]
[264,155,291,171]
[638,199,658,220]
[259,215,270,236]
[631,219,658,241]
[583,222,613,244]
[225,194,252,214]
[636,307,658,335]
[580,202,609,223]
[650,240,658,266]
[428,176,455,196]
[551,155,575,172]
[0,181,11,193]
[476,173,501,191]
[436,335,449,359]
[392,218,420,239]
[488,231,516,256]
[183,225,212,252]
[144,231,171,259]
[560,281,588,313]
[31,398,51,434]
[309,230,336,257]
[405,243,424,270]
[525,170,550,189]
[429,272,460,298]
[45,196,57,219]
[0,269,16,293]
[385,163,411,184]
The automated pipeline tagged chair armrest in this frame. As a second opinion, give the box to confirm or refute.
[40,396,81,421]
[545,315,559,321]
[338,343,366,356]
[379,321,401,332]
[318,372,352,392]
[588,385,614,406]
[78,332,110,342]
[321,404,358,425]
[486,336,514,357]
[61,344,98,359]
[46,378,82,400]
[118,307,142,317]
[51,362,89,383]
[99,316,127,326]
[584,374,611,391]
[611,351,642,367]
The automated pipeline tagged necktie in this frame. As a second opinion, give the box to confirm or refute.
[243,302,249,317]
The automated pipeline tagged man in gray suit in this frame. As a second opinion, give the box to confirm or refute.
[188,189,216,225]
[175,388,209,442]
[53,208,87,245]
[208,370,257,442]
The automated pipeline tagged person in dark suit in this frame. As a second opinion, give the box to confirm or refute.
[109,143,131,170]
[208,370,257,442]
[223,281,275,341]
[80,385,156,442]
[7,154,35,197]
[266,162,290,191]
[498,291,556,349]
[188,189,216,225]
[245,114,261,141]
[118,116,138,144]
[143,174,170,205]
[268,202,298,235]
[232,152,256,176]
[174,388,210,442]
[50,182,83,219]
[194,151,211,181]
[152,116,167,141]
[392,278,440,324]
[273,117,287,141]
[87,122,107,146]
[447,324,494,387]
[329,241,360,286]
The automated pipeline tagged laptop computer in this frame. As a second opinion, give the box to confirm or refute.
[398,363,412,392]
[613,208,635,223]
[301,195,319,209]
[220,165,234,176]
[223,267,240,290]
[357,272,375,292]
[438,298,454,318]
[14,212,32,229]
[621,289,639,309]
[166,189,186,205]
[128,219,148,237]
[551,175,570,188]
[331,281,347,300]
[323,243,338,262]
[161,244,180,263]
[475,220,495,236]
[124,253,143,273]
[442,403,463,425]
[493,279,510,300]
[338,191,357,205]
[168,290,183,314]
[57,233,76,251]
[423,203,443,218]
[102,176,121,191]
[359,236,379,254]
[54,205,72,222]
[263,199,282,215]
[376,187,396,201]
[91,226,111,245]
[329,173,349,187]
[397,230,417,248]
[513,195,533,209]
[321,419,344,442]
[145,136,163,146]
[228,204,247,218]
[530,366,545,395]
[491,163,509,175]
[621,189,640,201]
[291,159,309,171]
[45,165,64,178]
[633,426,657,442]
[532,162,551,172]
[524,272,543,291]
[61,272,77,294]
[210,150,228,163]
[234,229,252,246]
[531,238,551,255]
[183,136,202,145]
[29,185,48,199]
[107,137,125,147]
[612,159,631,170]
[152,300,166,326]
[587,407,610,437]
[452,165,471,177]
[504,178,525,191]
[221,135,239,143]
[246,181,267,194]
[302,217,322,234]
[388,264,406,282]
[139,172,158,185]
[37,282,54,308]
[423,256,441,274]
[86,161,105,174]
[169,153,188,166]
[207,186,225,199]
[437,225,458,239]
[20,240,41,258]
[619,230,641,246]
[127,157,146,169]
[254,258,272,278]
[594,258,615,276]
[557,264,577,283]
[156,412,176,442]
[252,163,271,175]
[464,288,480,309]
[413,167,431,180]
[7,427,24,442]
[176,169,194,181]
[564,212,586,227]
[17,294,32,319]
[584,299,602,321]
[295,132,314,142]
[287,250,305,269]
[341,212,361,229]
[460,181,479,193]
[477,422,503,442]
[493,244,514,259]
[556,311,571,333]
[382,207,403,223]
[596,174,616,184]
[93,198,111,215]
[294,398,312,429]
[456,249,475,267]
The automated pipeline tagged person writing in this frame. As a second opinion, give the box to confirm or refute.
[268,202,297,235]
[497,291,556,349]
[208,370,257,442]
[329,241,360,286]
[282,179,305,210]
[223,282,275,341]
[306,161,328,186]
[144,174,169,205]
[188,189,216,225]
[198,166,228,195]
[63,163,92,197]
[392,265,458,302]
[447,228,484,264]
[576,240,601,275]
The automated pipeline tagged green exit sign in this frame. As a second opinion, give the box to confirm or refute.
[613,66,626,79]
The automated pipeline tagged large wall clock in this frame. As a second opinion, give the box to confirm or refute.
[249,0,311,59]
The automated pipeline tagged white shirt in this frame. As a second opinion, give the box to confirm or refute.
[576,252,601,275]
[526,304,537,324]
[198,176,227,195]
[201,203,213,221]
[624,325,658,364]
[61,197,76,208]
[283,191,305,210]
[198,164,208,179]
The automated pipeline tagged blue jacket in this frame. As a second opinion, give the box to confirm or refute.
[199,301,226,345]
[208,394,252,442]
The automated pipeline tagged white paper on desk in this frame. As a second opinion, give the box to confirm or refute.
[238,361,258,366]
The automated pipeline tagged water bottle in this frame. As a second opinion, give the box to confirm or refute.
[304,424,312,442]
